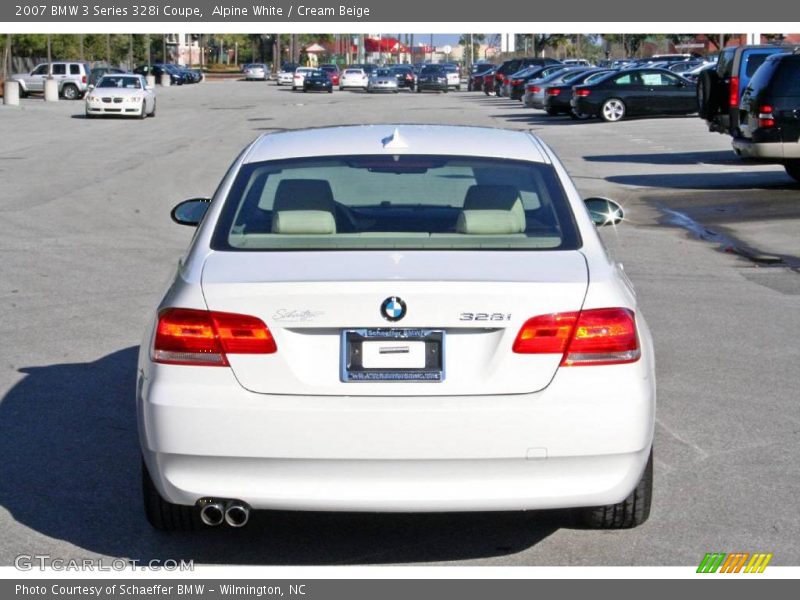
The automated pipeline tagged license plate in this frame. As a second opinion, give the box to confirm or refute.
[341,329,445,382]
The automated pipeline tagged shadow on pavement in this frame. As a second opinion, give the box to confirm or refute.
[585,150,742,166]
[0,347,562,565]
[606,171,798,190]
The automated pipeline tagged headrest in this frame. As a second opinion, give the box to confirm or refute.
[271,210,337,234]
[456,210,525,235]
[273,179,335,212]
[463,184,526,231]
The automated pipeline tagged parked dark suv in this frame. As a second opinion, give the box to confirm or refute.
[697,44,790,137]
[734,52,800,182]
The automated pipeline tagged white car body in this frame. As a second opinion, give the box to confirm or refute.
[85,74,155,118]
[340,68,368,90]
[445,70,461,89]
[277,70,294,85]
[139,125,655,529]
[243,64,267,81]
[292,67,314,90]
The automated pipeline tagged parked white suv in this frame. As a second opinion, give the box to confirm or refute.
[12,61,92,100]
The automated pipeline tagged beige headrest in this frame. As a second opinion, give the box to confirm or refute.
[271,210,337,234]
[456,210,525,235]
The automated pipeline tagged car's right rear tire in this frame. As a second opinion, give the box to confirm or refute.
[785,162,800,183]
[142,458,200,531]
[580,448,653,529]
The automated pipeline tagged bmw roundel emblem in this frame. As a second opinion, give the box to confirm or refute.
[380,296,407,322]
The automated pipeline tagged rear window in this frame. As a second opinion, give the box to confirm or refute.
[743,53,772,78]
[771,59,800,95]
[211,155,580,251]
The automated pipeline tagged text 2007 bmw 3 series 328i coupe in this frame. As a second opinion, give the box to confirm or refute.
[138,125,656,531]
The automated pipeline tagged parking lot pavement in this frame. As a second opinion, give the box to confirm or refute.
[0,81,798,566]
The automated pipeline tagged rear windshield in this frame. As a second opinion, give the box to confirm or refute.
[211,154,581,251]
[743,53,772,77]
[771,59,800,95]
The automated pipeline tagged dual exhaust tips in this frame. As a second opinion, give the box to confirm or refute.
[198,499,250,528]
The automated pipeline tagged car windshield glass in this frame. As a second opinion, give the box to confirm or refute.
[376,69,392,76]
[421,66,443,74]
[97,76,141,89]
[345,69,363,75]
[212,154,580,251]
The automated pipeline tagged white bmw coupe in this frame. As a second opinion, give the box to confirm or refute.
[138,125,655,531]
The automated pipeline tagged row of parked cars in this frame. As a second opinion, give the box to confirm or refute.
[9,61,202,101]
[244,62,462,93]
[470,58,701,122]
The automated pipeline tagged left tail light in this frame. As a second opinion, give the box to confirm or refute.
[513,308,640,366]
[152,308,277,366]
[546,88,561,96]
[82,75,87,83]
[729,75,739,108]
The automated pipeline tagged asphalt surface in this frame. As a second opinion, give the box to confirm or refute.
[0,81,798,567]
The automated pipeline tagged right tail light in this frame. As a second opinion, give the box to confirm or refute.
[513,308,640,366]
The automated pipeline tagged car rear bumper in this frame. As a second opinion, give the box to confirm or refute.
[732,138,800,160]
[138,355,655,511]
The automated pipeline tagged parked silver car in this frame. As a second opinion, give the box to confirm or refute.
[12,61,92,100]
[243,63,268,81]
[367,68,399,93]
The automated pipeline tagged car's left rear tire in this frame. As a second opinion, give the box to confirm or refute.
[142,458,200,531]
[579,447,653,529]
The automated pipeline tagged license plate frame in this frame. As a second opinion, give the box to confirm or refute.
[340,328,445,382]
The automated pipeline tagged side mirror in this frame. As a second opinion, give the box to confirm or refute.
[584,197,624,226]
[171,198,211,226]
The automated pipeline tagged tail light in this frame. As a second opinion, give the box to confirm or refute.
[758,104,775,128]
[82,75,87,84]
[152,308,277,366]
[547,88,561,96]
[575,88,591,97]
[511,78,522,85]
[531,86,541,94]
[513,308,640,366]
[729,75,739,107]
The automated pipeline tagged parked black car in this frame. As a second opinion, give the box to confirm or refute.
[734,52,800,182]
[571,68,696,122]
[416,64,448,93]
[302,69,333,93]
[543,69,615,116]
[391,65,415,90]
[134,64,185,85]
[488,57,561,96]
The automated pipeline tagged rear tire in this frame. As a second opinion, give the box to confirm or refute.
[149,100,156,117]
[785,162,800,183]
[697,69,721,120]
[61,84,79,100]
[142,458,200,531]
[580,448,653,529]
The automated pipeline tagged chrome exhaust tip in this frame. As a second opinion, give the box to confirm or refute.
[199,501,225,526]
[224,501,250,528]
